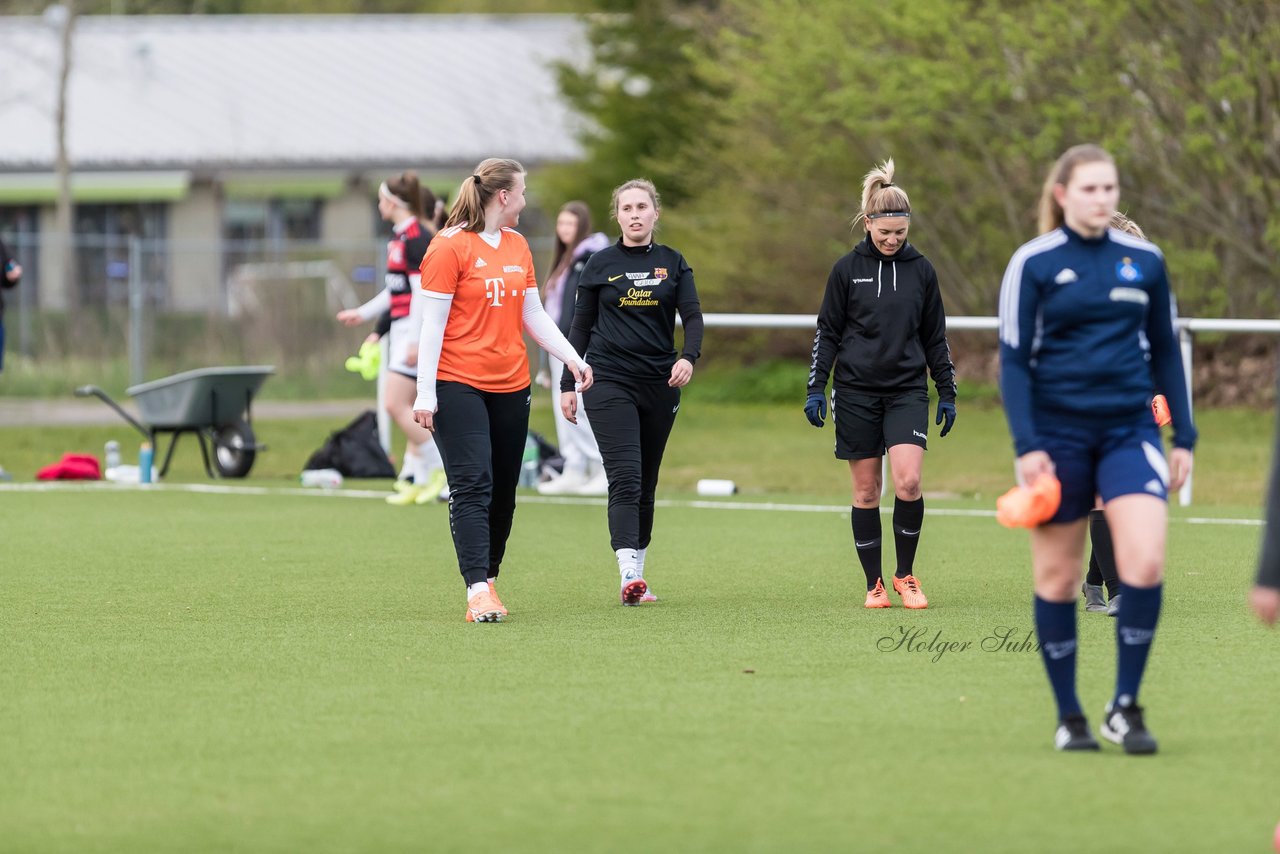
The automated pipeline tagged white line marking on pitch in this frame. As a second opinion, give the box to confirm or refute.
[0,481,1263,526]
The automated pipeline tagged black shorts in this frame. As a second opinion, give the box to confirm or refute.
[831,387,929,460]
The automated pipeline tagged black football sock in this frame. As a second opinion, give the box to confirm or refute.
[1088,509,1120,599]
[1085,550,1103,587]
[851,506,882,591]
[893,497,925,579]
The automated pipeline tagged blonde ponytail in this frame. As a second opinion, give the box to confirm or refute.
[853,158,912,229]
[445,157,525,232]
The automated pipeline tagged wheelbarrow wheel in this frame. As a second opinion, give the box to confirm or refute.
[212,420,256,478]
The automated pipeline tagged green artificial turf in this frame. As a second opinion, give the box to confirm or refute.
[0,399,1273,505]
[0,485,1275,852]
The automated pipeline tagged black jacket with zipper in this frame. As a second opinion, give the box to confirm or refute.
[807,234,955,401]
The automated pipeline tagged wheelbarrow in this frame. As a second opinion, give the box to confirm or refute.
[75,366,274,478]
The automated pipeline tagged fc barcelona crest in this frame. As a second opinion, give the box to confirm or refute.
[654,267,668,280]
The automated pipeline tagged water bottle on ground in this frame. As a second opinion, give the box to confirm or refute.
[104,440,121,473]
[139,441,154,484]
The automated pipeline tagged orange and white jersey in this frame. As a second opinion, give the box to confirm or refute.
[419,224,538,392]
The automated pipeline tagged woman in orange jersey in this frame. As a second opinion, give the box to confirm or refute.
[413,158,593,624]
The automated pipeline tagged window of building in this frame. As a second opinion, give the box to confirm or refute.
[222,197,322,275]
[74,202,169,307]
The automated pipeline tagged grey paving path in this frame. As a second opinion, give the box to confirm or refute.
[0,398,369,427]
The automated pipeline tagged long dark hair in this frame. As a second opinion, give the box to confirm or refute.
[384,171,424,220]
[419,186,446,235]
[546,201,592,286]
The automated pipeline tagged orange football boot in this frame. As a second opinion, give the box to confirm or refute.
[1151,394,1171,427]
[996,474,1062,529]
[892,574,929,609]
[465,586,505,623]
[864,578,892,608]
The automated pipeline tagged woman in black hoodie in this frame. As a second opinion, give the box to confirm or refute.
[805,159,957,609]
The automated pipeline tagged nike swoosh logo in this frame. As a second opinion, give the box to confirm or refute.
[855,540,877,548]
[608,274,625,281]
[899,528,920,536]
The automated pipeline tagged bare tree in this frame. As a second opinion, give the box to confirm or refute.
[50,1,79,315]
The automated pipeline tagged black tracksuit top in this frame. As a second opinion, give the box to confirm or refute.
[808,235,956,402]
[562,239,704,390]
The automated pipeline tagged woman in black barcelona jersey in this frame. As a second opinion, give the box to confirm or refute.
[560,178,705,606]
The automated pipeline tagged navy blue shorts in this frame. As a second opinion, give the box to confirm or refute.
[1037,419,1170,524]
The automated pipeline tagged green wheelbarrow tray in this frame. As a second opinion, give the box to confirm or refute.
[76,366,275,479]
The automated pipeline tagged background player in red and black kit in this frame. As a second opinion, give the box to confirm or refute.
[806,159,957,610]
[561,178,704,605]
[338,171,445,504]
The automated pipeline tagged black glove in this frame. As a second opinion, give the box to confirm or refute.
[804,392,827,428]
[935,400,956,437]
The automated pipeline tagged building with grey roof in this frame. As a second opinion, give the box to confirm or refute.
[0,14,588,312]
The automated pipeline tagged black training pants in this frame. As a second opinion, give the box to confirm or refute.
[432,381,531,587]
[583,377,681,552]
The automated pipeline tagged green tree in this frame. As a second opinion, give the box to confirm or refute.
[664,0,1144,320]
[538,0,725,231]
[35,1,594,13]
[556,0,1278,328]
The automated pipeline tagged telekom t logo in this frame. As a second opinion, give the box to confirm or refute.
[485,277,506,307]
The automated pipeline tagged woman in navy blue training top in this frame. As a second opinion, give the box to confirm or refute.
[998,144,1197,755]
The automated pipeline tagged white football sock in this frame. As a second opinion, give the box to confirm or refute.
[636,548,648,577]
[413,448,435,485]
[616,548,639,579]
[467,581,490,599]
[421,438,443,470]
[399,446,419,481]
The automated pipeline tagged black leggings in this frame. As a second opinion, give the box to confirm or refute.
[584,378,681,551]
[432,382,530,587]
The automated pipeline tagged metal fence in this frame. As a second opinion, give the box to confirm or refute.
[4,234,1276,504]
[694,313,1280,506]
[0,233,553,387]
